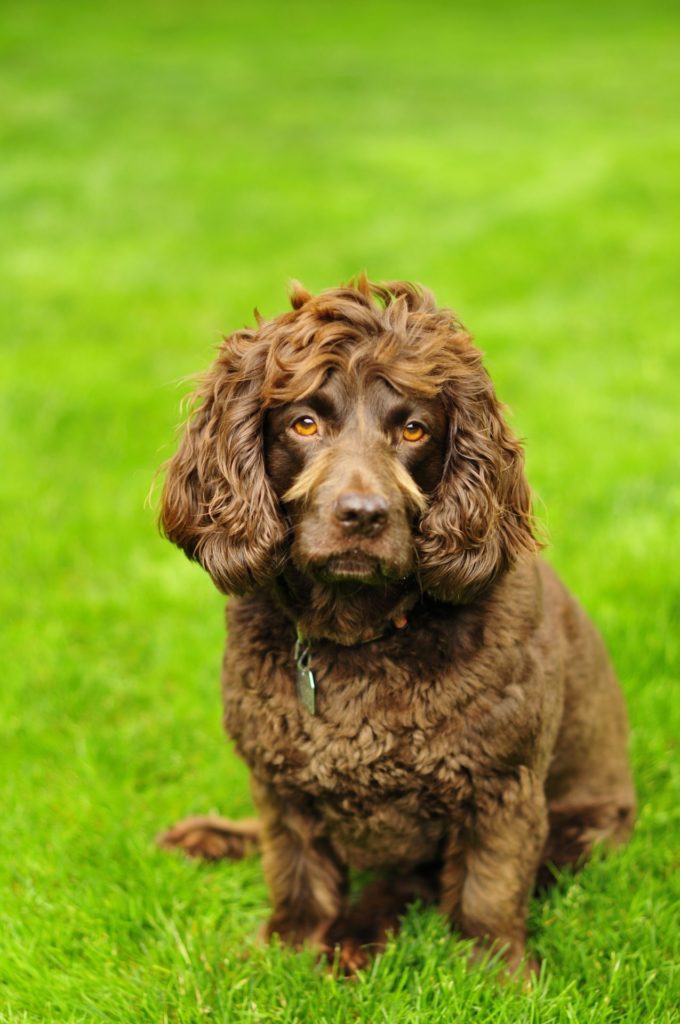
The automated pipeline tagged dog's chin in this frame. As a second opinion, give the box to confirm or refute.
[307,552,398,586]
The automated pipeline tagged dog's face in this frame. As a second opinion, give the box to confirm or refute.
[265,372,447,585]
[160,278,537,602]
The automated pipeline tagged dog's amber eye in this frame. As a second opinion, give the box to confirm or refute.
[292,416,318,437]
[403,421,426,442]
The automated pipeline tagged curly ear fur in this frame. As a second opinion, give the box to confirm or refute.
[416,343,539,602]
[159,330,288,595]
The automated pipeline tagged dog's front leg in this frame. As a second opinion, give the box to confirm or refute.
[252,780,347,949]
[443,769,547,978]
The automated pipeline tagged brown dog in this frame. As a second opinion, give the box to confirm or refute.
[158,277,634,977]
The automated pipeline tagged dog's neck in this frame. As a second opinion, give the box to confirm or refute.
[273,568,420,646]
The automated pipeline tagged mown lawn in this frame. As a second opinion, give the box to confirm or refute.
[1,1,678,1020]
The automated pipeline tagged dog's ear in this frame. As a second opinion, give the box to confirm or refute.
[159,330,287,595]
[417,344,539,602]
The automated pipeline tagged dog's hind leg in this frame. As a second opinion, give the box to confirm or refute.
[156,815,261,861]
[535,798,635,890]
[325,864,440,973]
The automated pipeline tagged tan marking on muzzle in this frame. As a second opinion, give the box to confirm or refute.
[283,446,427,516]
[283,448,336,505]
[391,459,428,515]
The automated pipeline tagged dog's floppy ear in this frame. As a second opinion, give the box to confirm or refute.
[417,343,539,602]
[159,330,287,595]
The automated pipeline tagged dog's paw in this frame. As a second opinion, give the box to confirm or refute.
[332,938,372,976]
[262,912,335,951]
[156,815,260,861]
[468,940,540,988]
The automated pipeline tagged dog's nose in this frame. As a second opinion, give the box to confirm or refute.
[333,492,389,537]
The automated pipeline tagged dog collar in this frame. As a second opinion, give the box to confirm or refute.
[293,616,408,715]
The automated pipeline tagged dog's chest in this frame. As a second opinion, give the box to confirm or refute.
[222,632,477,819]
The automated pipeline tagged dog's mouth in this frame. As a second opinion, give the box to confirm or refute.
[316,551,385,583]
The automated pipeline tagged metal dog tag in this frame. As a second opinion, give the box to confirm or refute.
[294,631,316,715]
[296,664,317,715]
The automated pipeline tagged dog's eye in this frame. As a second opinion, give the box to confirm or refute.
[402,421,426,442]
[292,416,318,437]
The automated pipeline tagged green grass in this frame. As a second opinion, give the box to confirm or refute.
[1,0,679,1020]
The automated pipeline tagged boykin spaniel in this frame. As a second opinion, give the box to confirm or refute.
[158,277,634,978]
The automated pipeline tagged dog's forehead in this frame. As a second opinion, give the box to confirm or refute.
[317,368,393,402]
[313,368,428,415]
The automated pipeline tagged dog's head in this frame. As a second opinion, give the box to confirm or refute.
[160,278,538,603]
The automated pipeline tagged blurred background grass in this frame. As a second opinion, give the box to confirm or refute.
[1,1,678,1021]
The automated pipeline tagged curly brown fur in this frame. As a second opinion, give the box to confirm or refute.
[158,277,635,977]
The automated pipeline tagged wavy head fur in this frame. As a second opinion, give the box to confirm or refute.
[159,275,539,600]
